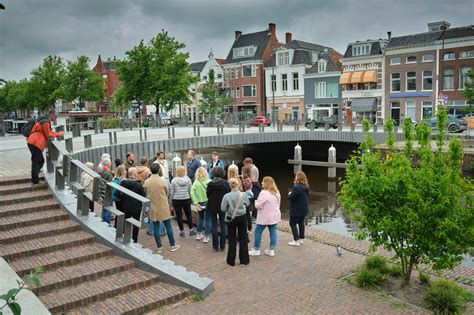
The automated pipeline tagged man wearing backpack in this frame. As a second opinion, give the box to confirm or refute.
[26,109,63,185]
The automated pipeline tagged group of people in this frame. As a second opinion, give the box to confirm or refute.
[82,149,311,267]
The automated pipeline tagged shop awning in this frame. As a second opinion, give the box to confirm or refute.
[350,71,364,84]
[350,98,377,112]
[362,70,378,83]
[339,72,353,84]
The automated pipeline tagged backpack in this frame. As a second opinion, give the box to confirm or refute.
[21,117,48,138]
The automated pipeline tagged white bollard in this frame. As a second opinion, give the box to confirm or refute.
[199,157,207,170]
[172,154,182,177]
[294,143,302,174]
[328,144,336,179]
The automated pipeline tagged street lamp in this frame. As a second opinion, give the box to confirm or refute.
[271,66,276,127]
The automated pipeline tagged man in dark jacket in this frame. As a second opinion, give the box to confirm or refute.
[207,167,230,251]
[118,167,146,243]
[186,150,201,181]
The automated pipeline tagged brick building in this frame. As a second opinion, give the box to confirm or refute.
[223,23,280,118]
[93,55,119,111]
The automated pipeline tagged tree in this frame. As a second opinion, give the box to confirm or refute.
[109,84,131,116]
[0,80,32,116]
[62,56,103,110]
[28,55,64,111]
[338,110,474,286]
[461,69,474,113]
[199,69,231,115]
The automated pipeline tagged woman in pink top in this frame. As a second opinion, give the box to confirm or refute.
[249,176,281,257]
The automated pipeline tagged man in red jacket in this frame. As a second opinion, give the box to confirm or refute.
[27,109,64,185]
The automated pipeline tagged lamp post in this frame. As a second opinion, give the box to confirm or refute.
[271,66,277,127]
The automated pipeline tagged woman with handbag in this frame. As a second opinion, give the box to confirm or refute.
[191,167,211,242]
[221,178,250,266]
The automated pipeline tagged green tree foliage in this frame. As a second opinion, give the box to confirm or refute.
[28,55,64,111]
[0,267,43,315]
[62,56,104,110]
[0,80,31,113]
[109,84,131,115]
[461,70,474,113]
[339,109,474,286]
[199,69,231,115]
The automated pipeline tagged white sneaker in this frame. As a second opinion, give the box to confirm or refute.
[202,236,210,243]
[298,239,304,245]
[264,249,275,257]
[170,245,181,252]
[288,240,301,247]
[248,248,261,256]
[196,233,204,241]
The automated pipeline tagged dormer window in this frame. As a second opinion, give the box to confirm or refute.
[352,44,371,56]
[278,51,290,66]
[318,60,327,73]
[233,46,256,58]
[311,52,318,64]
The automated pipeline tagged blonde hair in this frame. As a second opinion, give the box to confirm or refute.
[262,176,279,196]
[195,167,208,181]
[229,177,240,190]
[115,165,127,179]
[227,167,239,180]
[85,162,94,169]
[294,171,308,188]
[176,165,187,177]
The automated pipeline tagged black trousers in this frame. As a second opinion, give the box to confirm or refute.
[246,205,252,232]
[124,210,141,243]
[28,144,44,184]
[289,215,306,241]
[226,215,249,266]
[172,199,193,231]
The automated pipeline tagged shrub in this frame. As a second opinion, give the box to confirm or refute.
[364,256,389,273]
[355,268,385,288]
[425,279,471,314]
[388,264,403,278]
[191,294,203,302]
[418,272,430,285]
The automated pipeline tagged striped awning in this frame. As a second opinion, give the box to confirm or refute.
[350,71,364,84]
[350,98,377,112]
[362,70,377,83]
[339,72,353,84]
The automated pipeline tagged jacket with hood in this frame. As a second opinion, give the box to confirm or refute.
[206,177,230,214]
[27,117,62,151]
[170,175,192,201]
[136,165,151,184]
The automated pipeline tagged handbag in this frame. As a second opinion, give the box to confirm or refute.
[225,192,244,223]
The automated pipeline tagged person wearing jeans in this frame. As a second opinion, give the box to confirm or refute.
[191,167,211,242]
[170,166,196,237]
[153,219,179,252]
[287,171,309,246]
[249,176,281,257]
[207,167,230,251]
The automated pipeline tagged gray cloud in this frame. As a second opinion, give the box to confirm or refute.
[1,0,473,81]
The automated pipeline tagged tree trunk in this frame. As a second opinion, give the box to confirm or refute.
[402,260,415,287]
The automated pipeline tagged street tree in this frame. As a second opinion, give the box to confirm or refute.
[2,80,32,116]
[109,84,132,116]
[29,55,64,111]
[461,69,474,113]
[62,56,103,110]
[339,110,474,286]
[199,69,231,115]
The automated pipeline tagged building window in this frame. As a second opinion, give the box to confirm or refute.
[281,74,288,91]
[422,101,433,119]
[460,67,472,89]
[315,82,327,98]
[233,46,255,58]
[230,68,234,80]
[391,73,400,92]
[370,82,377,90]
[217,73,222,79]
[406,71,416,91]
[278,52,290,66]
[243,85,256,97]
[443,69,454,90]
[406,56,417,63]
[230,88,235,98]
[357,83,364,90]
[292,73,299,91]
[235,87,240,98]
[422,54,434,62]
[422,70,433,90]
[390,57,401,65]
[327,82,338,98]
[271,74,276,92]
[202,75,208,80]
[406,101,416,122]
[235,67,239,79]
[460,50,474,58]
[443,52,455,60]
[243,65,256,77]
[353,44,371,56]
[311,52,318,64]
[318,60,327,73]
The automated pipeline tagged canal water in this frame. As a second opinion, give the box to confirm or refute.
[178,140,473,267]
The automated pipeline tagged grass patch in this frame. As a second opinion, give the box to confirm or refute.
[388,264,403,278]
[191,294,203,302]
[418,272,430,285]
[425,279,473,314]
[355,268,385,288]
[364,255,389,273]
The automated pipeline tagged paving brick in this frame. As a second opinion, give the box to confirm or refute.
[0,198,59,217]
[0,220,80,244]
[0,182,48,194]
[0,189,53,206]
[0,175,36,186]
[0,209,69,231]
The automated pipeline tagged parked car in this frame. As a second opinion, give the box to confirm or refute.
[305,116,338,130]
[428,114,467,133]
[249,115,271,126]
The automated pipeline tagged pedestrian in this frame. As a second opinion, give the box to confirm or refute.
[207,151,224,178]
[186,150,201,181]
[227,167,243,191]
[114,158,123,170]
[80,162,95,212]
[207,167,230,251]
[98,158,114,223]
[170,166,196,237]
[221,178,250,266]
[98,153,111,170]
[116,167,146,243]
[144,163,180,253]
[251,174,262,221]
[242,157,259,182]
[191,167,211,242]
[153,152,170,182]
[136,156,151,185]
[26,109,64,185]
[243,178,254,232]
[112,165,126,216]
[249,176,281,257]
[124,152,135,172]
[287,171,309,246]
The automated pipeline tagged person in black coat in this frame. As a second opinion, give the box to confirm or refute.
[287,171,309,247]
[207,167,230,251]
[116,167,146,243]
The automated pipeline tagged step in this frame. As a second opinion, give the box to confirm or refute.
[0,198,59,218]
[32,256,135,295]
[0,176,41,186]
[0,220,80,244]
[10,243,113,276]
[38,269,161,313]
[66,282,190,315]
[0,209,69,231]
[0,182,48,195]
[0,231,95,261]
[0,190,53,206]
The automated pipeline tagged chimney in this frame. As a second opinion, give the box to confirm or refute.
[113,56,116,61]
[387,31,392,40]
[285,32,292,44]
[268,23,276,36]
[235,31,242,41]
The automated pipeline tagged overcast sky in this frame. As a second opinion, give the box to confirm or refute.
[1,0,473,81]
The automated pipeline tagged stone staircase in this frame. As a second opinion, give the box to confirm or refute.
[0,176,189,314]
